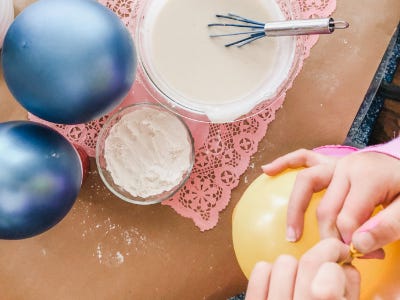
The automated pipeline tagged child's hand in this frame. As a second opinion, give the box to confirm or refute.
[245,238,360,300]
[262,149,400,254]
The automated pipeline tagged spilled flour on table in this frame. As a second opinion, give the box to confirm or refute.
[69,168,149,268]
[91,220,148,267]
[95,244,125,265]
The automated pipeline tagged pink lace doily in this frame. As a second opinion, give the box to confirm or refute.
[29,0,337,231]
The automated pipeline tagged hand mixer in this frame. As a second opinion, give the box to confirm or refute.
[208,13,349,47]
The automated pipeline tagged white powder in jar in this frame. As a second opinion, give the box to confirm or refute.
[103,106,193,198]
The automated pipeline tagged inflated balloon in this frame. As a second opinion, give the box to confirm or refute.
[233,169,400,299]
[1,0,137,124]
[0,121,82,239]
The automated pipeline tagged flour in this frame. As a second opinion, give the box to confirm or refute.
[70,195,148,267]
[92,225,147,267]
[115,251,124,264]
[96,243,103,262]
[104,106,193,198]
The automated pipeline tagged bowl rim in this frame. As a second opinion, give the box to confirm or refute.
[134,0,302,123]
[95,102,195,205]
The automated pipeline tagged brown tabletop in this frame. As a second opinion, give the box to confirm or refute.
[1,1,399,299]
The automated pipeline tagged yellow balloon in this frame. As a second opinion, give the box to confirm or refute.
[232,169,400,299]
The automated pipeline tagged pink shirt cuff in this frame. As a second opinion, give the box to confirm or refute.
[313,145,358,157]
[359,137,400,160]
[313,137,400,160]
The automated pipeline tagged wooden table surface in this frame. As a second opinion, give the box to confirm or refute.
[0,1,399,299]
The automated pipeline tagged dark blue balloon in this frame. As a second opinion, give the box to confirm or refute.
[0,121,82,239]
[1,0,137,124]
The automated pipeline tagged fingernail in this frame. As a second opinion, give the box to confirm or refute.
[342,232,352,245]
[249,261,271,281]
[352,219,380,253]
[352,231,375,253]
[286,226,297,242]
[261,164,270,172]
[253,261,270,270]
[357,218,380,233]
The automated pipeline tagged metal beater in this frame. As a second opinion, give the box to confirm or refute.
[208,13,349,47]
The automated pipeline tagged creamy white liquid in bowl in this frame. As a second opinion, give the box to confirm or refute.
[137,0,296,123]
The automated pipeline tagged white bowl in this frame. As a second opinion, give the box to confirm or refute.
[136,0,301,123]
[96,103,195,205]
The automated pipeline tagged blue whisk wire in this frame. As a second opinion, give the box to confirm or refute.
[208,13,267,47]
[225,32,266,47]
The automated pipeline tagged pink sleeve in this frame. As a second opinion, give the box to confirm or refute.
[358,137,400,160]
[313,145,358,157]
[313,137,400,160]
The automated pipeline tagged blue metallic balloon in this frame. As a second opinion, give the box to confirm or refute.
[1,0,137,124]
[0,121,82,239]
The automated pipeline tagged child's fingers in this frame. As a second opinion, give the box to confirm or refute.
[352,195,400,253]
[311,262,360,300]
[315,170,349,240]
[342,264,361,300]
[245,261,272,300]
[294,238,350,299]
[267,255,298,300]
[286,164,334,242]
[311,262,346,299]
[336,182,383,243]
[262,149,330,176]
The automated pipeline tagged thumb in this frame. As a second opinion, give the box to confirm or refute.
[311,262,346,299]
[352,195,400,253]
